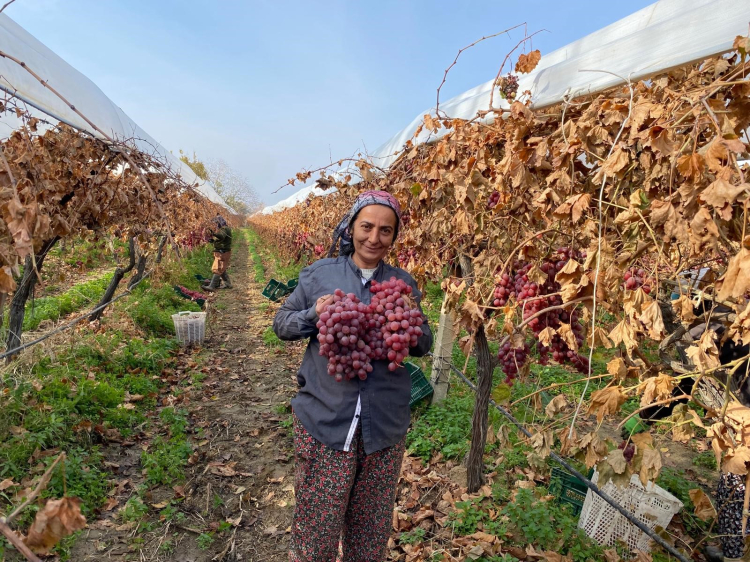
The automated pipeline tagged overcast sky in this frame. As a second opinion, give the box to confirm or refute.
[8,0,655,206]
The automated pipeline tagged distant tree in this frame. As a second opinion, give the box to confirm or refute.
[179,150,209,181]
[178,151,262,217]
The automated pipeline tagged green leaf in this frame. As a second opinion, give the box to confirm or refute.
[491,383,512,405]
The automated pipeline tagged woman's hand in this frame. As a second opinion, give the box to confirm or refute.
[315,294,334,317]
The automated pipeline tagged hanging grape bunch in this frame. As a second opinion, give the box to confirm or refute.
[622,267,653,294]
[491,247,590,382]
[368,278,426,372]
[496,74,519,100]
[316,289,374,381]
[497,340,531,385]
[487,190,501,209]
[397,249,417,268]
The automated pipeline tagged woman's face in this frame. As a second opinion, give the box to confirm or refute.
[351,205,397,268]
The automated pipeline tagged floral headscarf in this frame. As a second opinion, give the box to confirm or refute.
[328,191,401,257]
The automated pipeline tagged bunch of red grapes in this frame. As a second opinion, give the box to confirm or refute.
[397,249,416,267]
[315,278,425,381]
[316,289,374,382]
[492,247,590,383]
[487,191,501,209]
[617,440,636,462]
[623,267,652,294]
[368,278,425,372]
[497,341,531,383]
[498,74,519,99]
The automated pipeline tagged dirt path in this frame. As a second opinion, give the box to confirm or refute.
[70,233,301,562]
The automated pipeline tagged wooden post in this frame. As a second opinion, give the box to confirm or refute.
[430,291,455,404]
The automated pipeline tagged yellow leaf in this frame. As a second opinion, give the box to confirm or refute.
[609,319,638,352]
[639,300,665,340]
[24,497,87,555]
[638,447,662,486]
[588,387,626,423]
[545,394,567,417]
[558,323,579,352]
[538,326,556,347]
[718,247,750,302]
[515,50,541,73]
[685,330,721,371]
[601,147,629,175]
[606,357,628,381]
[700,179,748,208]
[689,488,717,521]
[671,295,696,324]
[638,373,676,408]
[723,445,750,475]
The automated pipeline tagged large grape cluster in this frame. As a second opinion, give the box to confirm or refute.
[316,289,373,382]
[487,191,501,209]
[623,267,652,294]
[368,278,425,372]
[315,278,426,381]
[492,247,590,383]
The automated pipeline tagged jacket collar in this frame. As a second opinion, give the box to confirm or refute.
[346,255,385,283]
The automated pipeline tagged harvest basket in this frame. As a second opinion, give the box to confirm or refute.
[172,311,207,346]
[578,470,683,552]
[406,362,433,407]
[549,468,590,517]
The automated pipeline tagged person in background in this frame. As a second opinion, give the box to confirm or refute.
[203,215,233,291]
[273,190,433,562]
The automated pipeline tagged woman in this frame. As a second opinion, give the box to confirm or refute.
[273,191,433,562]
[203,215,233,291]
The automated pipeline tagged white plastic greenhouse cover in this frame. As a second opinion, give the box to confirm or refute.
[263,0,750,215]
[0,14,231,211]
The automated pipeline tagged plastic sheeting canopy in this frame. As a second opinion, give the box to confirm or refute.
[0,14,231,210]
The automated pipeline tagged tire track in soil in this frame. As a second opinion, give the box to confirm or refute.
[69,233,301,562]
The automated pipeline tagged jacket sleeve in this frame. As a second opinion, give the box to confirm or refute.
[406,280,433,358]
[273,268,319,341]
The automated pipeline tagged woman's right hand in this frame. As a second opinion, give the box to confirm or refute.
[315,294,334,317]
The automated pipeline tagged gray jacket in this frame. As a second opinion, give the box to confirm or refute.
[273,255,433,454]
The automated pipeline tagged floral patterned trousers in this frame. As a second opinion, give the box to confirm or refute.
[718,472,748,558]
[289,414,405,562]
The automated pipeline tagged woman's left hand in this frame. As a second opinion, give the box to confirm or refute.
[315,294,334,317]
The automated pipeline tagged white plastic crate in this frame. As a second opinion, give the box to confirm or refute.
[578,470,683,552]
[171,311,206,346]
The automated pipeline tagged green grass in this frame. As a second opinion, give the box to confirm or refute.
[243,229,266,283]
[23,272,114,330]
[262,326,284,348]
[0,242,217,534]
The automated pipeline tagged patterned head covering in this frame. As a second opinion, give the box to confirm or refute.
[328,190,401,257]
[214,215,228,228]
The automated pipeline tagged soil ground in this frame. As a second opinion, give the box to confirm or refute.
[68,233,300,561]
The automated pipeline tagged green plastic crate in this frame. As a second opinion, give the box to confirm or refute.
[549,467,592,517]
[262,279,291,301]
[622,416,649,438]
[406,362,433,408]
